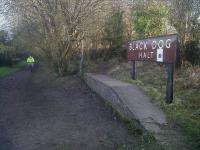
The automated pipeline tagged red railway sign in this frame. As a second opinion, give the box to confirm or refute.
[128,34,178,63]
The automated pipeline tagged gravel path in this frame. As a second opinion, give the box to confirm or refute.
[0,68,136,150]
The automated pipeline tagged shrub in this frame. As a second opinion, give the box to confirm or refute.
[0,44,16,67]
[185,41,200,65]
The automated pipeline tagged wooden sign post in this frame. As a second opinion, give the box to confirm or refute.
[127,34,178,103]
[131,61,136,80]
[166,63,174,103]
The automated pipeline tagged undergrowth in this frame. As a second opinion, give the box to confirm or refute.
[104,60,200,149]
[0,60,26,77]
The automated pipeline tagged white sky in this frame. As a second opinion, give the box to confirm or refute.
[0,14,11,32]
[0,15,6,30]
[0,15,4,24]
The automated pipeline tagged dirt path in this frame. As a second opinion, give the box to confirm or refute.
[0,68,136,150]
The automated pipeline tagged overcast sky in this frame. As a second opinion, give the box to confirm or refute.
[0,15,6,30]
[0,14,12,32]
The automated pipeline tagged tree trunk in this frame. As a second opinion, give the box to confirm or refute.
[80,40,84,75]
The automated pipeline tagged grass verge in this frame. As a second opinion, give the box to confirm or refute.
[105,60,200,150]
[0,60,26,77]
[85,59,199,149]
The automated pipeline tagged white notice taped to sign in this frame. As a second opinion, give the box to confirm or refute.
[157,48,164,62]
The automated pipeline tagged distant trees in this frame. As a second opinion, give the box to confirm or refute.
[169,0,200,44]
[103,10,124,49]
[132,1,169,38]
[1,0,199,71]
[185,41,200,65]
[0,30,9,44]
[99,1,170,60]
[169,0,200,65]
[100,9,126,59]
[0,30,16,67]
[4,0,108,76]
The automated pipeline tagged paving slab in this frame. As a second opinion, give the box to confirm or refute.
[84,73,191,150]
[84,73,167,133]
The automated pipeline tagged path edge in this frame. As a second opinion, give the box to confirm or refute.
[84,73,169,143]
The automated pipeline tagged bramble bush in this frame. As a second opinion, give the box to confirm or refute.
[185,41,200,65]
[0,44,16,67]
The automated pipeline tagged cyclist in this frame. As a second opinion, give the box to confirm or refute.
[26,55,35,72]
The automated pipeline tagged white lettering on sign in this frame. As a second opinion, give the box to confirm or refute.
[152,40,170,50]
[129,39,172,51]
[152,41,157,49]
[166,39,171,48]
[158,40,164,49]
[144,42,147,50]
[139,42,143,50]
[139,52,143,58]
[138,51,154,59]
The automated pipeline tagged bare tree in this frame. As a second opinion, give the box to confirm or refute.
[169,0,200,44]
[3,0,110,75]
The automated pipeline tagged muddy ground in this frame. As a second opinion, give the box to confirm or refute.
[0,67,137,150]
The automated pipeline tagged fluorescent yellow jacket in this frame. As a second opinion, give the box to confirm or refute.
[27,56,35,64]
